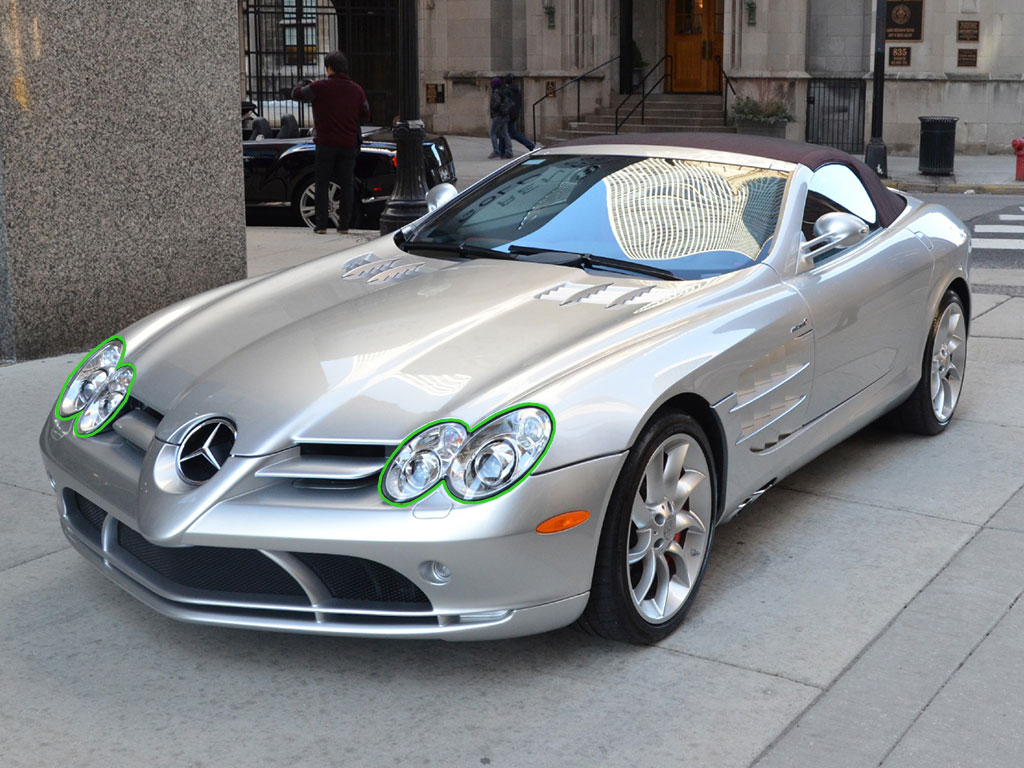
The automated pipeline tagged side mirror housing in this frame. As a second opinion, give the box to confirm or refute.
[799,212,870,266]
[425,182,459,212]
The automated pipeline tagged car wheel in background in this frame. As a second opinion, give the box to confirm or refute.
[579,413,717,644]
[294,178,365,229]
[895,289,968,435]
[293,178,340,229]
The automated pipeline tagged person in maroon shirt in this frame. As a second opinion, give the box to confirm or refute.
[292,51,371,233]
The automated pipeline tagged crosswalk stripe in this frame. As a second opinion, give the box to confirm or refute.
[974,224,1024,234]
[972,238,1024,250]
[999,215,1024,221]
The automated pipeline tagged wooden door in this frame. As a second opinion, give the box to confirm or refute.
[667,0,723,92]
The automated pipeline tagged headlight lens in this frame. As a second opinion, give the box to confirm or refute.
[56,335,136,437]
[76,366,134,435]
[59,341,123,417]
[447,406,553,502]
[381,422,468,504]
[379,405,555,506]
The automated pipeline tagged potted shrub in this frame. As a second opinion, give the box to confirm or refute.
[730,86,794,138]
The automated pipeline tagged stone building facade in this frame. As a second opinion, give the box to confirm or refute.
[410,0,1023,154]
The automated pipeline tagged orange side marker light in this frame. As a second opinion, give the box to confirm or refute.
[536,510,590,535]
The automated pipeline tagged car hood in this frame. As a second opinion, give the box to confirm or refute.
[125,239,741,456]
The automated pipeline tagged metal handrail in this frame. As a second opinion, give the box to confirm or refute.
[714,55,737,123]
[531,55,621,141]
[614,55,673,134]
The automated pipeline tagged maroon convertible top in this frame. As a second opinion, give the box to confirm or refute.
[558,132,907,227]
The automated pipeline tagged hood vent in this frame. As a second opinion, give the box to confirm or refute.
[536,278,718,311]
[342,252,424,284]
[535,281,681,309]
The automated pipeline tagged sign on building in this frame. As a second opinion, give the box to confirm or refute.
[885,1,924,42]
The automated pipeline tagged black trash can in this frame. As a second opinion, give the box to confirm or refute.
[918,116,958,175]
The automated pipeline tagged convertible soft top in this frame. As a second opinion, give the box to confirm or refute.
[558,132,907,227]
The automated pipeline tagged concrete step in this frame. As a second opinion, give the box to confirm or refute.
[553,125,737,140]
[595,106,725,118]
[571,116,726,129]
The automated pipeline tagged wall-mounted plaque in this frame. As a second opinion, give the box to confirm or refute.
[889,46,912,66]
[425,83,445,104]
[546,81,556,98]
[957,48,978,67]
[957,20,979,42]
[886,0,924,42]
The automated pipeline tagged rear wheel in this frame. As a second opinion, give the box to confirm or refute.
[579,413,717,644]
[895,290,967,435]
[293,179,364,229]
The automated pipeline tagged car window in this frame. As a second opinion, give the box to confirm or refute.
[802,164,878,240]
[413,154,789,279]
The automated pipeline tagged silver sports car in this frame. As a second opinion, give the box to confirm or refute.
[40,134,970,643]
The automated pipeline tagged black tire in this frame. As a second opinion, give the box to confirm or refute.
[579,412,718,644]
[894,290,968,435]
[291,176,320,228]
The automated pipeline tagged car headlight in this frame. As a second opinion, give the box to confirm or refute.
[447,406,553,502]
[379,405,554,506]
[56,335,136,437]
[58,340,123,418]
[381,421,468,504]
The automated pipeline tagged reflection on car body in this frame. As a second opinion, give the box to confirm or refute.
[41,133,970,643]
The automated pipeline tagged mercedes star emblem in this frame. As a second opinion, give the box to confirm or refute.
[176,418,237,485]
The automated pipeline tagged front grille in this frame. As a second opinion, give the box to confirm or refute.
[76,495,107,532]
[117,524,307,597]
[295,552,429,606]
[67,492,432,612]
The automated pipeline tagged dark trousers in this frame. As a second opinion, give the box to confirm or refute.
[314,145,358,230]
[508,119,535,151]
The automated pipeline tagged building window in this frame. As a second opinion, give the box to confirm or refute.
[282,0,316,66]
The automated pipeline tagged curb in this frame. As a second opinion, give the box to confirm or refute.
[890,181,1024,194]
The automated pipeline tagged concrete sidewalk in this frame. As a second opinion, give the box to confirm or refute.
[2,138,1023,766]
[2,264,1021,767]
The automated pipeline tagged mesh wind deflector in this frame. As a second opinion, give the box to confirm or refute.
[294,552,430,607]
[117,525,307,598]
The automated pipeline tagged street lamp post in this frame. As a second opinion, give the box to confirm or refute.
[864,0,888,177]
[379,0,429,234]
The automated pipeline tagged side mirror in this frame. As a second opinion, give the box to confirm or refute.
[799,212,869,264]
[425,182,458,212]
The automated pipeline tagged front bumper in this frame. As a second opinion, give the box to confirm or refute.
[41,413,625,640]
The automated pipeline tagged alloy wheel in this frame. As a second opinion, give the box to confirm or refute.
[627,433,712,624]
[298,181,340,229]
[930,300,966,422]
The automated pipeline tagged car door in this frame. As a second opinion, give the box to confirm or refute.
[788,164,933,421]
[243,139,286,203]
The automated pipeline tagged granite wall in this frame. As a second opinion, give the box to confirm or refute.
[0,0,246,360]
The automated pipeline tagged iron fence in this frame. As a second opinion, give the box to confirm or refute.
[806,77,867,154]
[242,0,397,128]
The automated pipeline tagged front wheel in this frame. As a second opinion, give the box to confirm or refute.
[895,290,968,435]
[579,413,717,644]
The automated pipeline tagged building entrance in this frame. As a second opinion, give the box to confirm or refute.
[666,0,723,92]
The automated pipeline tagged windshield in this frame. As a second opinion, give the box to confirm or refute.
[411,154,789,279]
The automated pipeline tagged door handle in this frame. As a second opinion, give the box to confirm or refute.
[701,40,707,59]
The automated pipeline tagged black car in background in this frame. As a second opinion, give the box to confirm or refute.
[243,123,457,230]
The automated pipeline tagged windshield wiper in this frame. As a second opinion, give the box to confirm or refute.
[398,239,518,260]
[507,245,678,281]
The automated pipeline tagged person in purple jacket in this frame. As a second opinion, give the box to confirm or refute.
[293,51,371,233]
